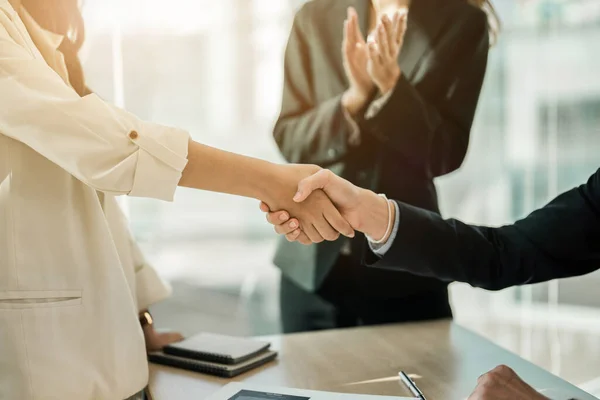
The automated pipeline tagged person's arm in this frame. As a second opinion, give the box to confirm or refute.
[367,173,600,290]
[273,6,357,166]
[262,168,600,291]
[362,8,489,177]
[0,16,353,241]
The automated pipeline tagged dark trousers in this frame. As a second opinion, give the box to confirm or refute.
[280,255,452,333]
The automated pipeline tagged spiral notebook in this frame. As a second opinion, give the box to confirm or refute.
[148,349,278,378]
[163,333,272,365]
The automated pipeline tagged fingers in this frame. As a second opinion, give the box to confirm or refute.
[342,19,350,51]
[164,332,185,344]
[323,204,355,238]
[343,9,353,48]
[266,210,290,225]
[345,7,356,47]
[392,10,401,41]
[312,216,340,242]
[293,231,313,246]
[259,201,270,213]
[274,218,299,236]
[397,11,408,46]
[348,7,365,45]
[368,41,383,67]
[284,228,301,241]
[302,223,325,244]
[379,15,393,60]
[294,169,332,203]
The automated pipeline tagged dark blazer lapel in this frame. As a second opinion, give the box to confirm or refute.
[398,0,447,81]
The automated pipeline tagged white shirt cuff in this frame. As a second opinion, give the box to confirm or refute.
[368,200,400,257]
[365,90,394,120]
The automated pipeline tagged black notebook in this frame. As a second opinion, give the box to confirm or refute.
[163,333,271,365]
[148,349,277,378]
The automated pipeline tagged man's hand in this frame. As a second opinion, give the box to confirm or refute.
[367,10,407,95]
[342,7,375,116]
[260,169,391,244]
[262,165,355,244]
[468,365,549,400]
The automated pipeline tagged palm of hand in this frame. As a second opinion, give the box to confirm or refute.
[344,42,372,96]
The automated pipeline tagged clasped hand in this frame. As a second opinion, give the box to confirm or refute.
[342,5,408,115]
[261,169,389,246]
[261,164,355,244]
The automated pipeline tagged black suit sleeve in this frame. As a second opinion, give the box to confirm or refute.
[273,8,351,166]
[363,9,489,178]
[366,169,600,290]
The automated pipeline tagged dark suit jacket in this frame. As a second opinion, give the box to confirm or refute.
[366,169,600,291]
[273,0,490,293]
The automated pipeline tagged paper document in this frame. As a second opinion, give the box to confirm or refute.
[206,383,417,400]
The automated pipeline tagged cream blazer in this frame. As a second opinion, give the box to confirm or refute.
[0,0,190,399]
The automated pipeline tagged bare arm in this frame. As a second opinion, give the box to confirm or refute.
[179,140,354,242]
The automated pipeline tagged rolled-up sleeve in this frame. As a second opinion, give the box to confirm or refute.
[0,20,189,201]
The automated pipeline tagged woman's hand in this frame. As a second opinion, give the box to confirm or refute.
[367,10,407,95]
[342,7,375,116]
[143,324,184,352]
[262,164,355,244]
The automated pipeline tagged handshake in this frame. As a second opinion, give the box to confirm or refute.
[259,164,394,246]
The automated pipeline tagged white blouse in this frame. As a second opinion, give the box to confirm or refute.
[0,1,190,399]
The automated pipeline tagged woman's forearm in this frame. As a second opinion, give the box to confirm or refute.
[179,139,282,202]
[178,139,354,240]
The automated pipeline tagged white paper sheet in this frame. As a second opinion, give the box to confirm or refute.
[206,383,417,400]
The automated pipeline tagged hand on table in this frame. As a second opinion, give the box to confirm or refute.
[467,365,549,400]
[367,9,407,95]
[260,169,392,245]
[143,324,184,352]
[262,164,355,244]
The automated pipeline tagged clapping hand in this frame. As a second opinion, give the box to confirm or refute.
[342,6,408,115]
[342,7,374,116]
[367,9,408,95]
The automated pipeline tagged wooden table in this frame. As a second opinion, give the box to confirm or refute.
[148,321,595,400]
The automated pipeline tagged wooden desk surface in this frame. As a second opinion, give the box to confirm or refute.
[148,321,595,400]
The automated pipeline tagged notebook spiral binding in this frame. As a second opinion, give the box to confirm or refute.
[163,347,234,364]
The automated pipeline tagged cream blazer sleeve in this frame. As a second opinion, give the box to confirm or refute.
[0,10,189,202]
[131,236,172,311]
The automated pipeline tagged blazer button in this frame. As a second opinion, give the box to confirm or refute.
[358,171,367,181]
[129,131,139,140]
[328,148,337,158]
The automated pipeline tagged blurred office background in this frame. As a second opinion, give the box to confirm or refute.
[80,0,599,395]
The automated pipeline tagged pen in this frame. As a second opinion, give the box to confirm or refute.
[399,371,426,400]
